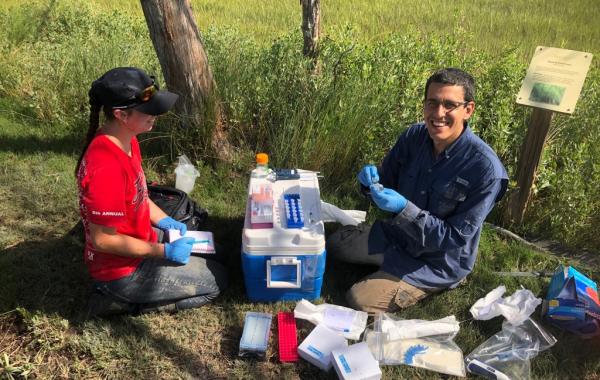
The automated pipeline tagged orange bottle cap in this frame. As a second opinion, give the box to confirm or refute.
[256,153,269,165]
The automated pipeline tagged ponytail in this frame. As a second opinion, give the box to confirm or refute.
[75,93,102,176]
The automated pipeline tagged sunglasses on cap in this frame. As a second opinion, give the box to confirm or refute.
[112,77,160,109]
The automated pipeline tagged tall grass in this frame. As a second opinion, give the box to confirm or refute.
[4,0,598,58]
[0,1,599,251]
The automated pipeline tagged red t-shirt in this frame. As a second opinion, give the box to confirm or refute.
[77,134,157,281]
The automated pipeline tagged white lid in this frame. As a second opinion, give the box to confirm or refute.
[242,171,325,254]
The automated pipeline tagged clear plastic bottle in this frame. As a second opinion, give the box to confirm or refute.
[251,153,270,179]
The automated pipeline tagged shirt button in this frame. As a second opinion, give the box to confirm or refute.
[420,190,426,195]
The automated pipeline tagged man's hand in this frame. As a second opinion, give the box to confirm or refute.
[164,237,195,264]
[358,165,379,187]
[157,216,187,235]
[370,185,407,213]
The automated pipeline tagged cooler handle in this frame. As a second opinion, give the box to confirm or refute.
[266,257,301,288]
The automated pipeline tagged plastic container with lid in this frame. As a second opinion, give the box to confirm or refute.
[251,153,270,179]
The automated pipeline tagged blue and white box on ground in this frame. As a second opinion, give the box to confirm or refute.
[239,312,272,358]
[242,169,326,302]
[331,342,382,380]
[298,324,348,371]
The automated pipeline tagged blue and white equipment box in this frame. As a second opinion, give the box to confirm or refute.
[242,170,326,302]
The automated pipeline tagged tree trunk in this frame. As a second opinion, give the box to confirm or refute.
[140,0,230,161]
[300,0,321,58]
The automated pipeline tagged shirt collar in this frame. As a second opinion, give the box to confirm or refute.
[427,121,472,159]
[445,121,472,157]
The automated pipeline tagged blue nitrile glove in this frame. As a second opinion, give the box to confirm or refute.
[164,237,195,264]
[370,185,407,213]
[157,216,187,235]
[358,165,379,187]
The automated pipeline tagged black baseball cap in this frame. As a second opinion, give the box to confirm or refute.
[89,67,178,116]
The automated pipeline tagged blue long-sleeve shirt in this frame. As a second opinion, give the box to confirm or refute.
[374,122,508,289]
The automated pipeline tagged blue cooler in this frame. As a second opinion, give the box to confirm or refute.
[242,170,326,302]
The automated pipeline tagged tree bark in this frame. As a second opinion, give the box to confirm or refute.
[140,0,230,160]
[300,0,321,58]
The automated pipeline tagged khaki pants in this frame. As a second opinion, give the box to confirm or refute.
[346,270,429,313]
[327,222,432,313]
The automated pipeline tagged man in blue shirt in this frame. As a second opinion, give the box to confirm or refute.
[327,68,508,313]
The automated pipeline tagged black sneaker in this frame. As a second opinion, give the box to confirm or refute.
[86,291,136,318]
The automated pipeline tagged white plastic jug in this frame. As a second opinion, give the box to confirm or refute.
[174,154,200,194]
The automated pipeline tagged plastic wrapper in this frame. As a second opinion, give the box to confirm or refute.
[364,313,466,377]
[320,201,366,226]
[294,299,368,340]
[470,285,542,326]
[465,318,556,380]
[381,315,460,341]
[174,154,200,194]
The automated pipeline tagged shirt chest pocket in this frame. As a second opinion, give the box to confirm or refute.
[429,178,468,218]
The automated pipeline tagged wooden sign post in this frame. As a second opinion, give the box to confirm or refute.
[505,46,593,224]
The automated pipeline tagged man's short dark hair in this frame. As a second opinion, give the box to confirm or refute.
[424,68,475,102]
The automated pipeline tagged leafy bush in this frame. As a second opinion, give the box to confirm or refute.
[0,3,599,251]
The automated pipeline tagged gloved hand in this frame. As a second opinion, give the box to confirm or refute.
[358,165,379,187]
[370,185,407,213]
[164,237,195,264]
[157,216,187,235]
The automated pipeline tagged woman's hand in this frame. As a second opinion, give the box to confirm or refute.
[157,216,187,235]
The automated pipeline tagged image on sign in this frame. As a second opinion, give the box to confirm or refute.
[529,82,566,105]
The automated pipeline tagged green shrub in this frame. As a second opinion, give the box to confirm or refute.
[1,3,599,252]
[0,2,160,131]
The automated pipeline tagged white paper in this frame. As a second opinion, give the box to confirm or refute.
[168,229,215,254]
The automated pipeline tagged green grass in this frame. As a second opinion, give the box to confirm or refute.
[4,0,598,58]
[1,113,600,379]
[1,0,599,252]
[1,0,600,378]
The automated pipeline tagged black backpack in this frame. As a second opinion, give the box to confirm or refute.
[147,184,208,231]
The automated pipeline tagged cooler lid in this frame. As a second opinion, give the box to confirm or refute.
[242,170,325,254]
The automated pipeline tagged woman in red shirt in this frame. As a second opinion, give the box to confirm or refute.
[76,67,227,317]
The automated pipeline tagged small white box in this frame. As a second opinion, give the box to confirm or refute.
[331,342,382,380]
[298,324,348,370]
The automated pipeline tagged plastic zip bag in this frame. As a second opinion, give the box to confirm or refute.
[380,314,460,341]
[174,154,200,194]
[364,313,466,377]
[465,318,557,380]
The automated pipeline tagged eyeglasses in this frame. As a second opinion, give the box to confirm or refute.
[423,99,469,112]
